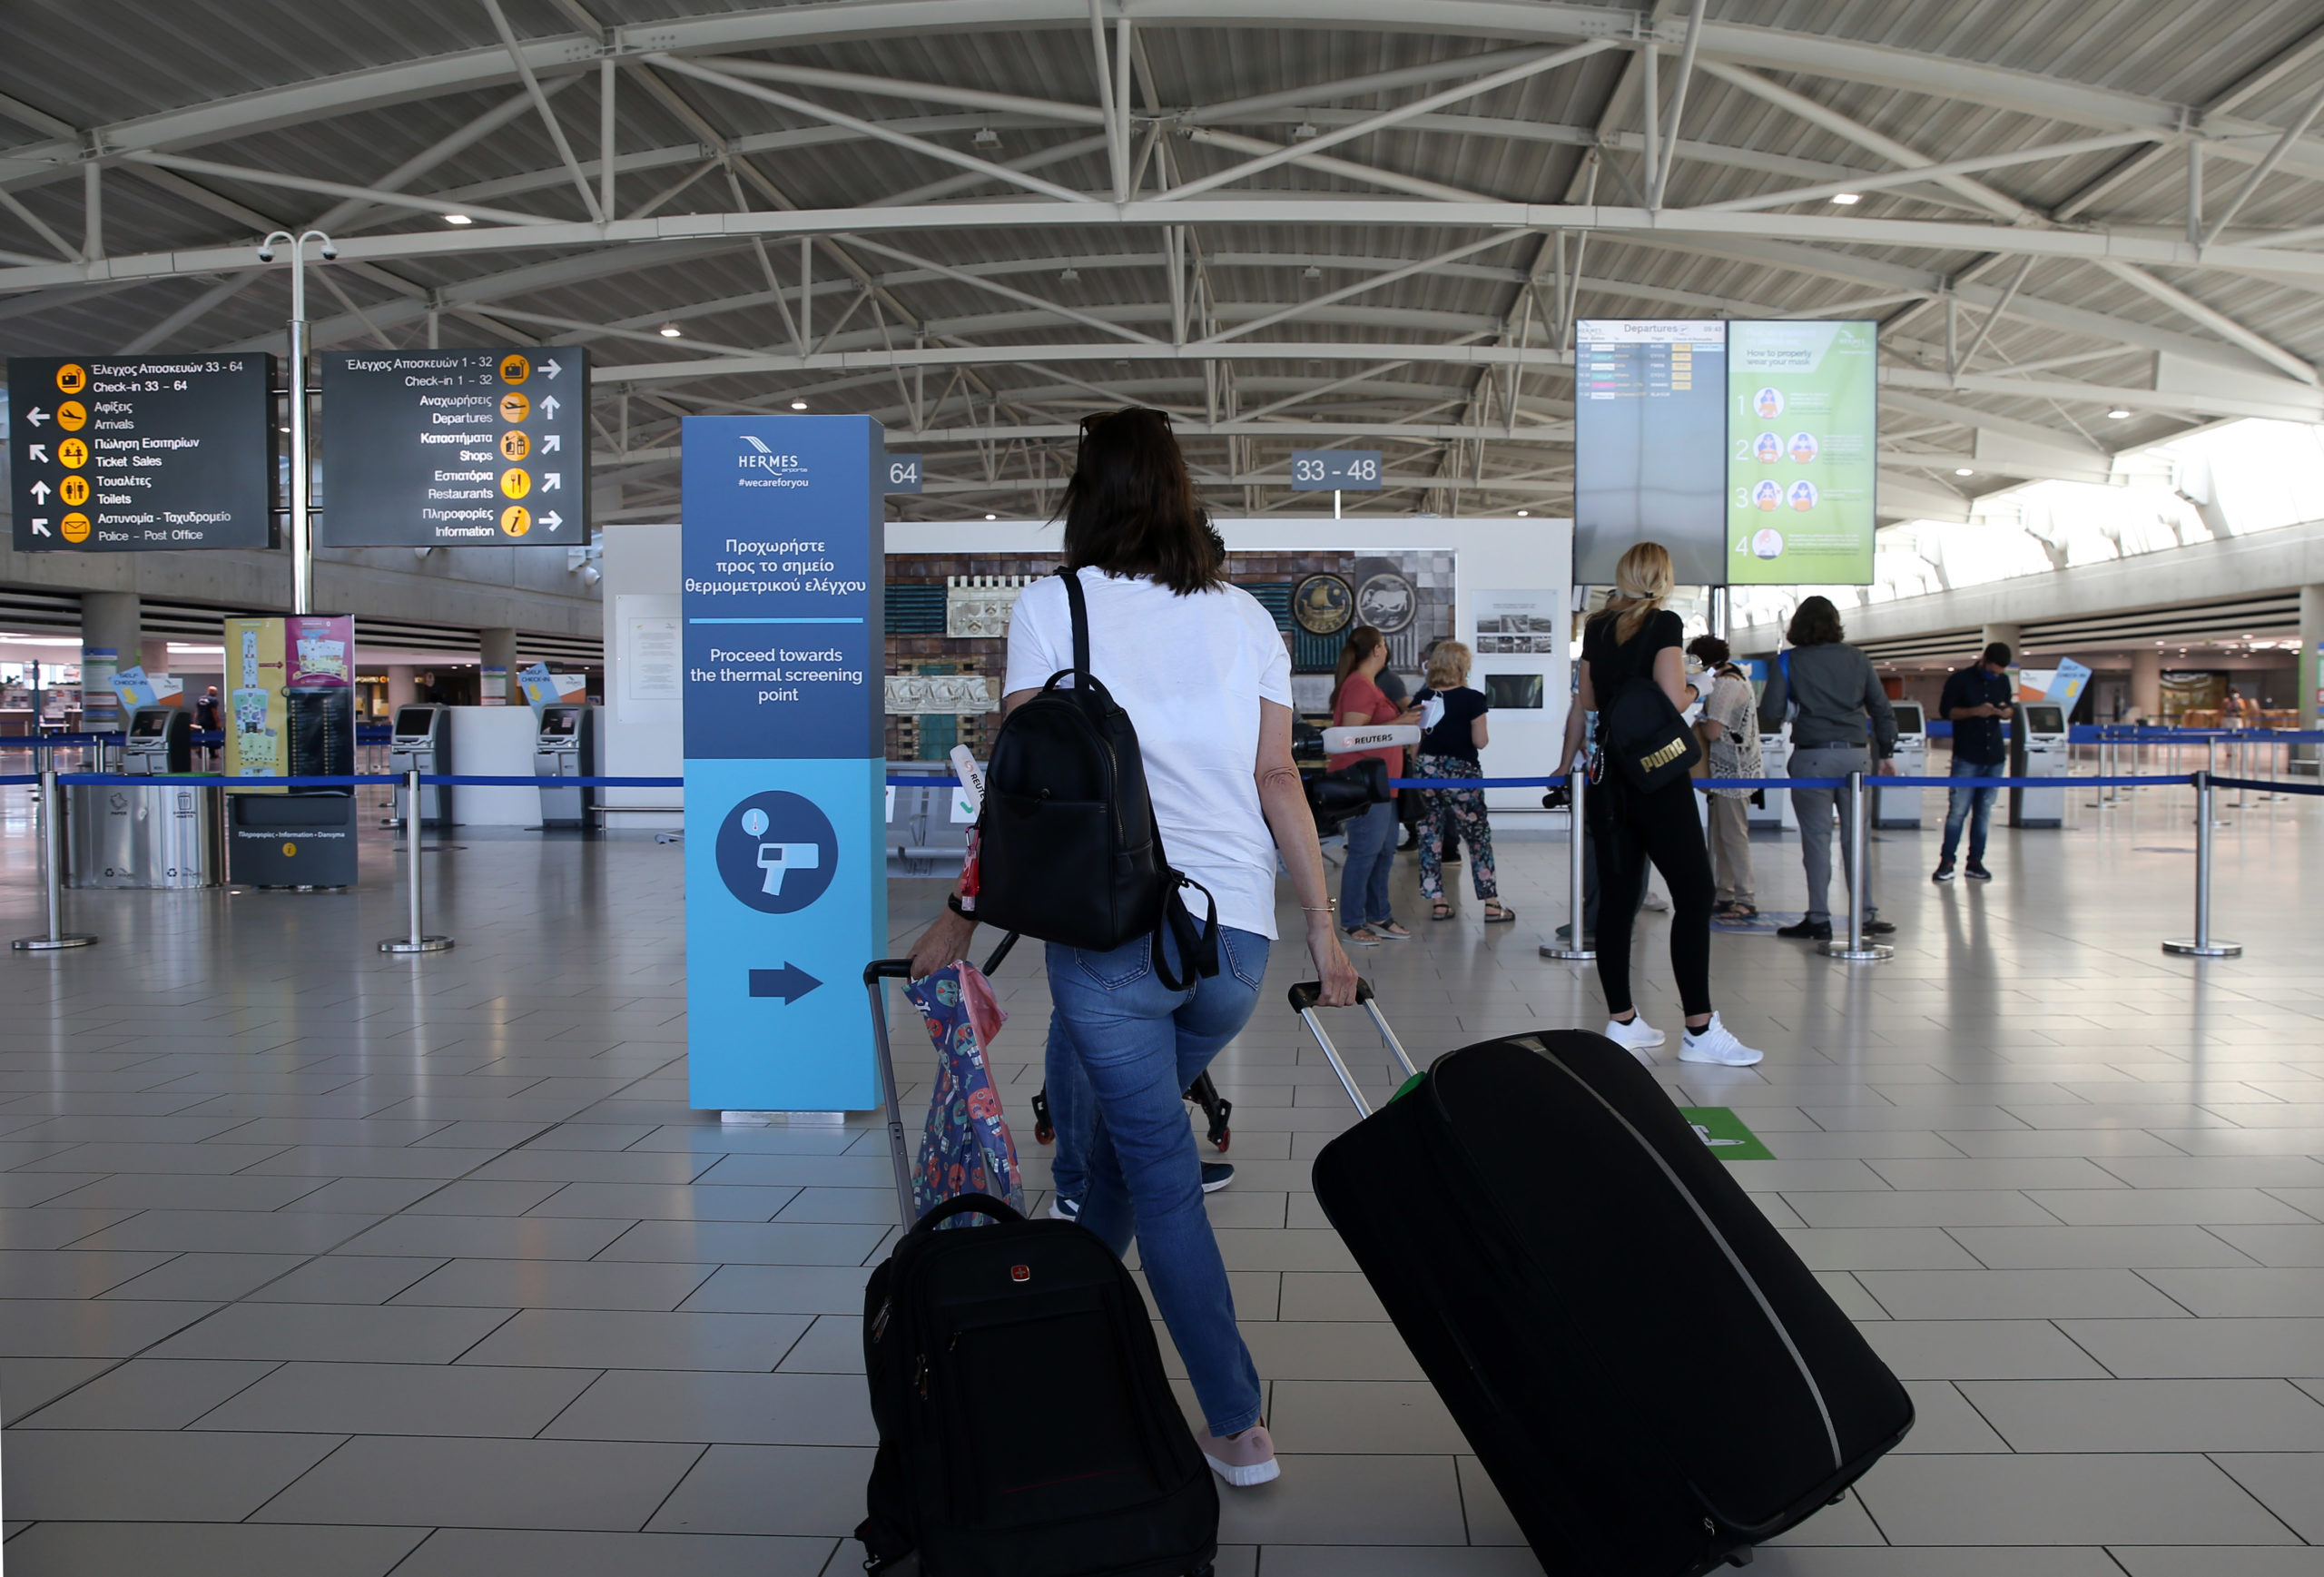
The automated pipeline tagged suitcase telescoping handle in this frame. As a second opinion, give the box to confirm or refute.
[1287,978,1422,1118]
[862,932,1024,1229]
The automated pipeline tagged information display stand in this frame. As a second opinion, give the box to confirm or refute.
[683,417,887,1113]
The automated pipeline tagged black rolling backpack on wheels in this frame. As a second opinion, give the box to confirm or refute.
[1292,984,1915,1577]
[857,953,1218,1577]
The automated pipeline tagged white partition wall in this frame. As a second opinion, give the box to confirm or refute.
[887,517,1574,817]
[598,523,684,830]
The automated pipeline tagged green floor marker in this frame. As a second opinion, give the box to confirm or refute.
[1678,1107,1774,1161]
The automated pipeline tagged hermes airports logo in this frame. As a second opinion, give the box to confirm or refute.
[737,434,809,488]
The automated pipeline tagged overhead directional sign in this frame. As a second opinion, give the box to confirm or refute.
[1289,448,1383,490]
[8,356,274,552]
[881,452,923,494]
[318,347,588,546]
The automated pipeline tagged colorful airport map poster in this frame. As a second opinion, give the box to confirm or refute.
[1726,320,1877,585]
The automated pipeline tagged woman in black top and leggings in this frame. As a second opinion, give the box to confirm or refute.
[1557,542,1762,1068]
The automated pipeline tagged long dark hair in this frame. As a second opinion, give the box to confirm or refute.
[1055,408,1225,595]
[1786,596,1846,647]
[1331,625,1386,713]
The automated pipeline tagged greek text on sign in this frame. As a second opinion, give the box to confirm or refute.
[318,348,587,547]
[9,356,274,552]
[1290,449,1384,490]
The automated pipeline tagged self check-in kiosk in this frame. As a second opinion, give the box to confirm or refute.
[389,704,452,827]
[1876,702,1927,829]
[123,706,193,775]
[2009,702,2069,828]
[535,705,598,828]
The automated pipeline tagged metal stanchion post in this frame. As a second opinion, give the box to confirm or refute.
[1822,769,1892,961]
[14,767,96,951]
[1540,769,1595,961]
[379,769,453,954]
[2234,734,2248,810]
[2162,771,2240,958]
[2201,735,2228,827]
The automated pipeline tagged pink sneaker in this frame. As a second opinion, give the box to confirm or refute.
[1196,1423,1279,1486]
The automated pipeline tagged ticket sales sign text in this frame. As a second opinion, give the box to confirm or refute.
[8,356,274,551]
[318,348,587,547]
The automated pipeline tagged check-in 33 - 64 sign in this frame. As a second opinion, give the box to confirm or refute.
[9,356,275,551]
[320,348,587,547]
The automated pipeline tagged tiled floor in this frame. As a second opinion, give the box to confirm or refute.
[2,772,2321,1575]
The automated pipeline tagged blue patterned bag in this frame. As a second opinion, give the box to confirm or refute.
[904,964,1024,1227]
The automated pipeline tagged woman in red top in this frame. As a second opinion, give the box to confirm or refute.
[1329,626,1420,945]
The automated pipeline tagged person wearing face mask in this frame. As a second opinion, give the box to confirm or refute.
[1558,543,1762,1067]
[1328,625,1423,946]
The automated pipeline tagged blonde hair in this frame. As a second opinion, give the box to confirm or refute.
[1599,541,1675,644]
[1423,640,1472,691]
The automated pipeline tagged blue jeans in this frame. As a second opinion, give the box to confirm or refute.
[1941,755,2004,862]
[1047,924,1268,1437]
[1043,1010,1092,1203]
[1340,798,1399,930]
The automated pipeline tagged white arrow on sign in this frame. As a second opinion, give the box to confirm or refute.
[540,432,560,452]
[540,471,561,491]
[539,510,563,531]
[30,518,49,537]
[25,443,47,463]
[539,395,560,418]
[541,360,562,379]
[25,407,48,428]
[28,479,50,504]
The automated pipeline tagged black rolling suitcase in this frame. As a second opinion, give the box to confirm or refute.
[1295,981,1914,1577]
[857,946,1217,1577]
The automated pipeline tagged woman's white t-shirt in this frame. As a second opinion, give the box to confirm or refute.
[1004,568,1293,941]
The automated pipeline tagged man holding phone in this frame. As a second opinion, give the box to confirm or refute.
[1934,642,2014,883]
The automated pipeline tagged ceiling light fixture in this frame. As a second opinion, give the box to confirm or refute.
[1292,123,1319,141]
[1303,263,1323,280]
[972,126,1000,149]
[658,323,682,338]
[1515,508,1529,517]
[1059,267,1079,281]
[1829,192,1861,205]
[443,212,472,225]
[1954,467,1973,476]
[984,512,998,520]
[790,399,808,410]
[2107,408,2132,419]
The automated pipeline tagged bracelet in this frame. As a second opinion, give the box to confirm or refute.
[1301,902,1335,913]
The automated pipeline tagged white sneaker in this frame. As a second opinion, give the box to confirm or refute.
[1678,1013,1763,1067]
[1641,889,1670,912]
[1602,1016,1665,1057]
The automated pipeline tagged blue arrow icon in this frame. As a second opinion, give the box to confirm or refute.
[748,963,822,1003]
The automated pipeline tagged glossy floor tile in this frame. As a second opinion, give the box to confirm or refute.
[4,783,2323,1572]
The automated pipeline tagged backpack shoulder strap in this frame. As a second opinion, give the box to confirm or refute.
[1056,566,1091,684]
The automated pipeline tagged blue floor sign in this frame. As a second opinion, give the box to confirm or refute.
[683,416,887,1111]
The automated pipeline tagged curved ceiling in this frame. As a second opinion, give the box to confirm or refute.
[4,0,2322,525]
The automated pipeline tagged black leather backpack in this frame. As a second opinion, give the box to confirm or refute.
[973,568,1218,989]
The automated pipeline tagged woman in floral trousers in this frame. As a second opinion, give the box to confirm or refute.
[1413,641,1513,922]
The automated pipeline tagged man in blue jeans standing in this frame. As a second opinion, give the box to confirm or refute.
[1934,641,2014,882]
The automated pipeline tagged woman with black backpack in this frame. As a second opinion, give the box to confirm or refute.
[1556,541,1762,1067]
[910,408,1358,1490]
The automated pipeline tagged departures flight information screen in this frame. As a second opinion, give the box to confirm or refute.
[1572,320,1728,586]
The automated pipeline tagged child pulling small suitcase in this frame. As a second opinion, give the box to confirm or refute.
[1294,980,1914,1577]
